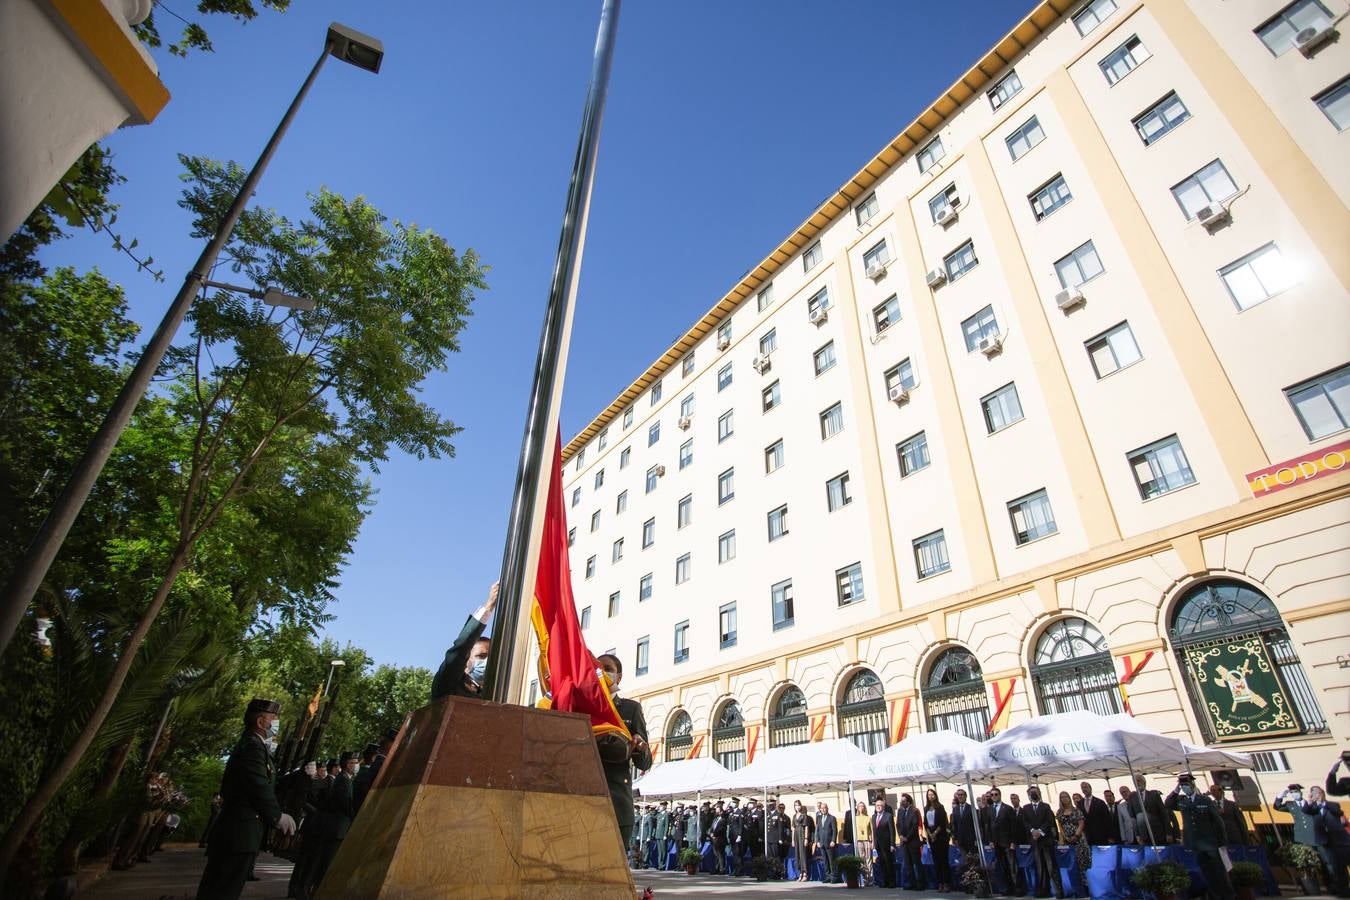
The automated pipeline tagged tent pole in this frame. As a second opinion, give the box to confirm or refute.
[966,773,989,881]
[1250,771,1283,848]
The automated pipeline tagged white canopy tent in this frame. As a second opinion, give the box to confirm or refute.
[963,711,1194,782]
[704,738,873,794]
[632,757,730,801]
[854,729,983,789]
[1181,742,1254,771]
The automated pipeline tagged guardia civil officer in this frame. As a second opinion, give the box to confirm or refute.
[195,698,296,900]
[1166,774,1233,900]
[595,653,652,849]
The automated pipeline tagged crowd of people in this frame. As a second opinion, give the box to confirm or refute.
[105,771,189,872]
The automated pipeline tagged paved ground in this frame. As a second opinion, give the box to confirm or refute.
[80,844,291,899]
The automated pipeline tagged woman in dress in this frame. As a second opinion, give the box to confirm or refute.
[853,800,874,886]
[925,787,951,891]
[1057,790,1090,875]
[792,799,816,881]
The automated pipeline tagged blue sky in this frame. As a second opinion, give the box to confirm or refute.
[39,1,1030,671]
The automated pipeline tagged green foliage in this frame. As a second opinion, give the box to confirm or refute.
[835,854,865,872]
[133,0,291,58]
[1281,842,1323,873]
[1227,861,1264,888]
[678,848,702,868]
[1131,861,1191,896]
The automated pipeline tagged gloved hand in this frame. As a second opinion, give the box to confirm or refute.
[276,813,297,836]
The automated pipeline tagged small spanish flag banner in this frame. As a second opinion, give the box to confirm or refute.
[987,678,1018,736]
[649,739,661,761]
[306,682,323,718]
[688,734,706,758]
[889,697,911,745]
[809,714,829,742]
[1116,650,1154,715]
[529,433,631,740]
[746,724,762,764]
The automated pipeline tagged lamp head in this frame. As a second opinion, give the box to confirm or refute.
[327,22,383,74]
[262,288,315,311]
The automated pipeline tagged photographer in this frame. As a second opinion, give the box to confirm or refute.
[595,653,651,849]
[1328,750,1350,798]
[1166,774,1232,900]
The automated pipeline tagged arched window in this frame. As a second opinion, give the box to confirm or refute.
[1171,579,1326,742]
[665,710,692,762]
[712,701,746,771]
[924,647,990,741]
[838,669,889,754]
[1031,617,1122,715]
[768,685,808,748]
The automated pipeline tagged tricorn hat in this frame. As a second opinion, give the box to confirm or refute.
[325,758,339,768]
[246,698,281,717]
[340,750,360,764]
[1287,783,1304,791]
[364,742,380,755]
[1177,774,1195,783]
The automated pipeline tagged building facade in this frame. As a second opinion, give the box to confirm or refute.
[537,0,1350,820]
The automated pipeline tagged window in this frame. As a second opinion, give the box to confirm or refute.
[682,353,695,377]
[645,465,659,494]
[719,602,737,649]
[717,409,734,443]
[675,553,691,584]
[1286,364,1350,440]
[820,402,844,439]
[757,284,774,312]
[594,468,605,489]
[1251,750,1293,774]
[885,358,917,393]
[590,509,601,533]
[1030,174,1072,221]
[1171,579,1326,741]
[1055,240,1105,289]
[1220,243,1294,310]
[620,446,630,469]
[650,380,662,406]
[807,287,831,317]
[1073,0,1118,36]
[717,467,735,504]
[962,305,1000,352]
[571,487,581,507]
[898,431,931,477]
[917,135,946,173]
[576,448,585,470]
[639,573,652,601]
[673,620,690,663]
[1100,35,1151,84]
[647,421,660,446]
[528,680,538,706]
[982,383,1024,433]
[585,555,596,579]
[769,685,808,746]
[1005,116,1046,161]
[863,239,891,272]
[642,517,655,549]
[717,320,732,345]
[1315,77,1350,131]
[761,380,781,412]
[1008,488,1058,545]
[1171,160,1239,220]
[944,240,979,281]
[635,636,649,676]
[580,606,591,629]
[914,529,951,578]
[677,493,692,529]
[608,591,620,618]
[988,69,1023,110]
[771,579,794,631]
[597,428,608,450]
[568,526,576,547]
[813,341,837,375]
[827,472,853,511]
[712,701,745,770]
[928,183,961,222]
[718,529,736,564]
[1032,618,1122,716]
[664,710,693,761]
[717,363,733,391]
[612,538,623,562]
[679,438,693,470]
[680,394,695,418]
[856,192,879,226]
[1086,321,1142,378]
[767,504,788,541]
[803,241,822,272]
[924,648,990,740]
[874,295,902,332]
[839,669,889,753]
[1134,92,1191,146]
[623,407,633,429]
[1257,0,1333,56]
[758,328,777,356]
[832,562,864,605]
[1129,435,1197,499]
[765,438,785,473]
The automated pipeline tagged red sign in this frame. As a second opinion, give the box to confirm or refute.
[1246,438,1350,497]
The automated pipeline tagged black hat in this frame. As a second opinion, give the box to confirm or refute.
[364,742,380,755]
[1288,783,1304,791]
[383,727,400,743]
[326,758,339,769]
[1177,774,1195,783]
[340,750,360,764]
[246,698,281,717]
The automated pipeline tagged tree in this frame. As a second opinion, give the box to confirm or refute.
[0,156,485,880]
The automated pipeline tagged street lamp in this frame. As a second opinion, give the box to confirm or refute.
[202,279,317,311]
[0,22,384,657]
[323,659,346,697]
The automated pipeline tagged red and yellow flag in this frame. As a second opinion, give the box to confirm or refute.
[307,682,323,718]
[530,435,631,740]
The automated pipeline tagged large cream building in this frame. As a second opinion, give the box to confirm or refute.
[540,0,1350,826]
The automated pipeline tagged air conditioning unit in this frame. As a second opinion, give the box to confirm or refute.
[935,205,957,226]
[809,306,829,325]
[716,335,731,350]
[752,354,772,374]
[1196,202,1231,231]
[653,464,666,477]
[1055,288,1086,311]
[925,268,946,288]
[677,416,692,430]
[865,259,888,281]
[1294,25,1336,56]
[978,334,1004,357]
[888,384,910,404]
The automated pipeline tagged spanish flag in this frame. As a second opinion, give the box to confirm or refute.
[530,434,631,740]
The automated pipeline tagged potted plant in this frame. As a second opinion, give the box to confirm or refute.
[747,854,785,881]
[1130,861,1191,900]
[1228,860,1264,900]
[1281,843,1323,896]
[836,854,866,889]
[959,861,993,898]
[678,847,702,875]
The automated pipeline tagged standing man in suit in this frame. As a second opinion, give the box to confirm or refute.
[896,794,925,890]
[304,751,358,900]
[1208,783,1249,846]
[654,801,672,871]
[1302,785,1350,897]
[1115,786,1138,845]
[430,583,498,699]
[1010,793,1028,845]
[1102,790,1122,844]
[1167,774,1232,900]
[1329,753,1350,798]
[594,654,652,854]
[727,798,744,875]
[952,789,979,861]
[817,802,840,884]
[1132,775,1178,844]
[195,699,296,900]
[1021,786,1061,899]
[636,805,654,869]
[1079,782,1112,847]
[983,787,1023,896]
[709,801,728,874]
[746,800,765,865]
[874,798,898,889]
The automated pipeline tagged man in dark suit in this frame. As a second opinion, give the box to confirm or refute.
[1167,775,1232,900]
[195,699,296,900]
[982,788,1023,896]
[430,583,498,699]
[1329,753,1350,798]
[897,794,925,890]
[951,789,979,858]
[1079,782,1112,846]
[746,800,765,863]
[1303,785,1350,897]
[817,802,840,884]
[1207,783,1249,846]
[303,751,357,899]
[594,654,652,853]
[709,801,728,874]
[1101,790,1122,844]
[1020,786,1061,899]
[727,798,744,875]
[873,798,898,888]
[1132,775,1178,844]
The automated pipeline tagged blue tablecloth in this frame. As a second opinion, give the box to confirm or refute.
[784,853,825,881]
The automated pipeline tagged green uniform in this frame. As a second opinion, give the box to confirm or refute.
[196,731,282,900]
[599,696,652,848]
[1167,789,1232,900]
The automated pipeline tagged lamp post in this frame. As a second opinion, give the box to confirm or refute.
[323,658,346,696]
[0,23,383,658]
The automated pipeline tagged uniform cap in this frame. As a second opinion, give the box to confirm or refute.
[340,750,360,764]
[364,742,380,755]
[246,698,281,717]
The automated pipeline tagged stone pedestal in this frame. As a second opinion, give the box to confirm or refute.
[316,696,636,898]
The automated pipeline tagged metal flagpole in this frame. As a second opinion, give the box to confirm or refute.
[1250,774,1282,848]
[1124,750,1159,846]
[483,0,623,704]
[966,774,990,880]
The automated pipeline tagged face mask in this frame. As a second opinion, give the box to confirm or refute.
[267,718,280,738]
[1181,785,1195,796]
[1029,792,1040,801]
[469,658,487,684]
[304,764,317,777]
[1289,791,1302,802]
